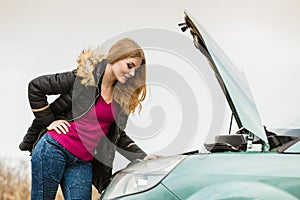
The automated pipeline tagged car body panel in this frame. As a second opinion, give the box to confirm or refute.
[162,154,300,199]
[185,182,298,200]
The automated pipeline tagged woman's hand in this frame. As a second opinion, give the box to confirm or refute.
[47,120,71,134]
[143,154,162,160]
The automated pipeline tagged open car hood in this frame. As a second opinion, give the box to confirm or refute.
[181,11,269,150]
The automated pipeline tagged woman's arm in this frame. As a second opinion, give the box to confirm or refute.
[28,71,75,126]
[116,130,147,161]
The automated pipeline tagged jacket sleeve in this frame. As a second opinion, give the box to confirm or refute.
[116,130,147,161]
[19,118,44,152]
[28,71,75,126]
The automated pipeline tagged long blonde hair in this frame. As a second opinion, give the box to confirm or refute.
[106,38,146,115]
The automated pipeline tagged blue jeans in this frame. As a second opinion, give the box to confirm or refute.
[31,133,92,200]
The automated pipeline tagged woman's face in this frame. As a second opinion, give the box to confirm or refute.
[111,57,142,84]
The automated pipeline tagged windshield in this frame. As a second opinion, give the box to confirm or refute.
[184,11,269,147]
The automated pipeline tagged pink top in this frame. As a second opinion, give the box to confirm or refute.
[48,96,116,161]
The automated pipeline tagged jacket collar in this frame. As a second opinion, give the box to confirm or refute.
[93,59,107,88]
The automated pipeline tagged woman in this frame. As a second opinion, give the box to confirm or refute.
[21,38,155,200]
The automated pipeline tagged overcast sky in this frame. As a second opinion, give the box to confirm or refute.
[1,0,300,163]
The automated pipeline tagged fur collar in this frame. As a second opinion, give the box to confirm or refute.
[76,48,105,86]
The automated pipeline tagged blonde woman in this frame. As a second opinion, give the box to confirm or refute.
[20,38,156,200]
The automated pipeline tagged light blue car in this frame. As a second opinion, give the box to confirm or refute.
[99,11,300,200]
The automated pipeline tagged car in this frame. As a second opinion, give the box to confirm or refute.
[99,11,300,200]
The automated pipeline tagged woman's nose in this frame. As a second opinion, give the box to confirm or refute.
[128,68,135,77]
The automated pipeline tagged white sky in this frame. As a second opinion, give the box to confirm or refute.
[1,0,300,163]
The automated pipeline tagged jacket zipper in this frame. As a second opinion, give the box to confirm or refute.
[69,87,100,121]
[114,114,121,145]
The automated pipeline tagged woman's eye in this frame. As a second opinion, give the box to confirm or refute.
[127,63,134,69]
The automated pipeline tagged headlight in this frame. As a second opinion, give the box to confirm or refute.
[101,155,186,199]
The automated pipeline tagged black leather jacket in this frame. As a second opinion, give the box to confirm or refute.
[19,60,146,193]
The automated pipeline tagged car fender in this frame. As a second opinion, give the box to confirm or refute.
[186,181,298,200]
